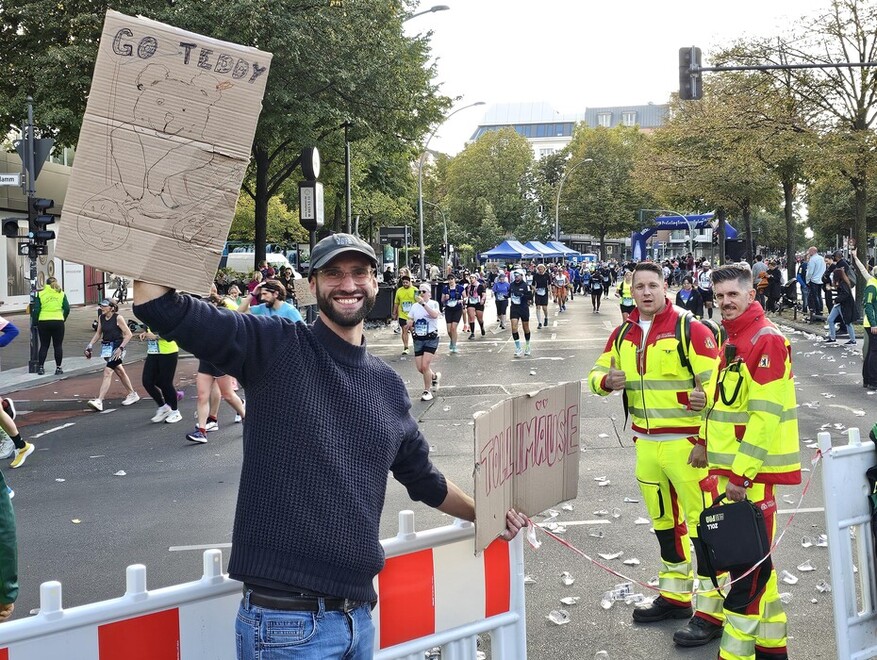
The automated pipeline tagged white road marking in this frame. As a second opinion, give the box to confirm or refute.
[777,507,824,515]
[551,333,557,340]
[169,543,232,552]
[31,423,75,439]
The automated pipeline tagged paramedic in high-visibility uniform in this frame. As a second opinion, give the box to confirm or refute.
[702,264,801,660]
[588,262,724,649]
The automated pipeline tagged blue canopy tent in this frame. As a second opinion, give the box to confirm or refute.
[524,241,564,259]
[546,241,582,257]
[479,240,540,261]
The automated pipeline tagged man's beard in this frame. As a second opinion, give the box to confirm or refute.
[315,283,377,327]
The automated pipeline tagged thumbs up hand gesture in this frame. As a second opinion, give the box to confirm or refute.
[605,356,627,391]
[689,374,706,411]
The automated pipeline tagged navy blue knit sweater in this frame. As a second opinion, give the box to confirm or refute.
[134,291,448,601]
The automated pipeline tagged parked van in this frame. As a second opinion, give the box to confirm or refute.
[222,252,298,277]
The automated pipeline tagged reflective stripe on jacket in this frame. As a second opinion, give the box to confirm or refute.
[588,299,719,437]
[703,302,801,486]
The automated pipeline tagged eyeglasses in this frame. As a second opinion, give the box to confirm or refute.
[317,267,375,285]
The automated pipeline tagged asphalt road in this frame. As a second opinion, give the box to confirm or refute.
[2,294,870,659]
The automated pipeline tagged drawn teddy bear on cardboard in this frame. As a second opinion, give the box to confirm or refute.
[79,63,238,254]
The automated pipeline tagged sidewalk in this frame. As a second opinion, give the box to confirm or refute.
[0,301,149,395]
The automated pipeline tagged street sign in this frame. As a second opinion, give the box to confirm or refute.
[0,173,21,186]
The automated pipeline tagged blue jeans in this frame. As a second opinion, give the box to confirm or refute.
[808,282,823,314]
[236,592,374,659]
[827,305,856,341]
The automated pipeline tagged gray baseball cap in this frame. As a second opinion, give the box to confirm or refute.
[308,233,378,279]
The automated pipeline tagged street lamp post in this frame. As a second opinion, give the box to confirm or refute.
[417,101,485,280]
[404,4,450,22]
[342,121,353,234]
[423,200,447,273]
[554,158,593,242]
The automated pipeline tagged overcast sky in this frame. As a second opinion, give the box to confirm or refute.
[406,0,830,155]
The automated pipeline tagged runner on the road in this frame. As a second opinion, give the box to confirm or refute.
[464,274,486,339]
[408,283,441,401]
[492,271,510,330]
[139,327,183,424]
[589,271,603,313]
[509,269,533,358]
[85,299,140,412]
[553,266,569,313]
[441,275,465,353]
[532,264,550,329]
[697,261,714,319]
[392,275,417,355]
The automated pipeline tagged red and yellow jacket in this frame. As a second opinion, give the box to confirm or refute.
[588,299,719,438]
[702,301,801,486]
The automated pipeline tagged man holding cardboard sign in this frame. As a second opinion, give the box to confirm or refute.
[134,234,526,658]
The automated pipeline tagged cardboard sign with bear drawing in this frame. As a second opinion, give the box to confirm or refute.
[56,10,272,293]
[474,381,581,553]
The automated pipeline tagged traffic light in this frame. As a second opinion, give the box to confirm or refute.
[28,198,55,242]
[2,219,20,238]
[712,230,719,246]
[679,47,703,101]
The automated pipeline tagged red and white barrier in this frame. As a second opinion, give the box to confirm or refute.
[0,511,526,659]
[819,428,877,660]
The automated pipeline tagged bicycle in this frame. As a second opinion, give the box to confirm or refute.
[112,276,128,304]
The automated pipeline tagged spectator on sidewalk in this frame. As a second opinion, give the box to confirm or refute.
[85,299,140,412]
[825,268,857,345]
[32,277,70,376]
[751,255,767,306]
[852,248,877,389]
[805,246,826,315]
[238,280,303,321]
[675,276,704,318]
[765,259,783,313]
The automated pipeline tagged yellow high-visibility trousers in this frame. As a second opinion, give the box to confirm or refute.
[634,438,723,621]
[715,478,787,660]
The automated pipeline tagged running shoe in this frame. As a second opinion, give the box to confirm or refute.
[514,348,524,358]
[0,438,14,460]
[55,366,63,375]
[468,333,475,340]
[235,400,245,423]
[537,323,542,329]
[524,344,531,356]
[186,428,208,444]
[37,366,45,375]
[87,398,104,412]
[205,420,219,432]
[845,339,857,345]
[402,348,410,355]
[824,337,837,343]
[122,391,140,406]
[2,398,16,420]
[150,405,172,423]
[10,442,35,468]
[420,390,434,401]
[164,410,183,424]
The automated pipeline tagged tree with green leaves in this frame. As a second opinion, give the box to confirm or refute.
[0,0,449,271]
[440,128,537,256]
[560,125,650,259]
[715,0,877,299]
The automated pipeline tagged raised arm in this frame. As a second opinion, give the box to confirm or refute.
[851,248,871,282]
[133,281,172,306]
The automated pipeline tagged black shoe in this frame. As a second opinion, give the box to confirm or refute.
[55,366,63,375]
[468,333,475,340]
[632,596,693,623]
[673,616,723,647]
[37,366,45,375]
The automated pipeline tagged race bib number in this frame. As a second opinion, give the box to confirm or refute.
[414,318,429,337]
[495,294,506,301]
[511,295,522,305]
[146,339,159,355]
[469,296,480,304]
[445,299,458,308]
[592,282,602,290]
[536,287,546,296]
[401,301,413,313]
[101,342,114,358]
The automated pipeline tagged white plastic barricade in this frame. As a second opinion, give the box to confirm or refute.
[819,428,877,660]
[0,511,526,659]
